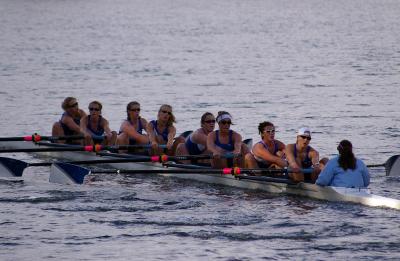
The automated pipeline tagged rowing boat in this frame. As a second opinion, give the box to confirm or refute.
[1,140,400,210]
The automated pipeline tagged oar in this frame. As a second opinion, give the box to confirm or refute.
[0,144,167,153]
[367,155,400,176]
[0,134,84,142]
[49,162,311,185]
[0,156,157,177]
[34,141,167,150]
[0,153,236,177]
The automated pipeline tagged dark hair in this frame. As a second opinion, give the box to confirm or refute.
[126,101,140,121]
[337,140,356,170]
[201,112,214,124]
[258,121,274,135]
[158,104,176,127]
[89,100,102,111]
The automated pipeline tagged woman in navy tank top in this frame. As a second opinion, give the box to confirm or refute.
[147,104,179,155]
[206,111,249,168]
[51,97,88,145]
[245,121,287,170]
[286,127,321,182]
[175,112,216,163]
[80,101,117,146]
[116,101,149,152]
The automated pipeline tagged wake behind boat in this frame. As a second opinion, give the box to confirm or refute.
[1,140,400,210]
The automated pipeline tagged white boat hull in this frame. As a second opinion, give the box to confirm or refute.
[1,141,400,210]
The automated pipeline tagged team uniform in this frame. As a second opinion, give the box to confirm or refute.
[251,140,279,168]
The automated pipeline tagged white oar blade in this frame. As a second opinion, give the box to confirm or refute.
[50,162,90,185]
[386,155,400,176]
[0,157,28,177]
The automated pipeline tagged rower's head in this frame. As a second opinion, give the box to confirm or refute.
[126,101,141,120]
[62,97,79,112]
[200,112,215,132]
[88,101,102,115]
[296,127,312,145]
[258,121,275,140]
[216,111,233,131]
[337,140,356,170]
[158,104,175,126]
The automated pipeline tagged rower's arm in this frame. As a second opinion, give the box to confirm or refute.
[285,144,300,170]
[67,116,83,134]
[121,119,149,144]
[146,122,158,145]
[232,132,242,154]
[309,149,320,168]
[102,118,115,136]
[206,132,219,154]
[253,142,287,168]
[191,130,207,148]
[166,125,176,149]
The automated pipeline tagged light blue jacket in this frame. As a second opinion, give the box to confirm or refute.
[316,156,370,188]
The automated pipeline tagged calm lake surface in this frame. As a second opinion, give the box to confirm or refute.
[1,0,399,260]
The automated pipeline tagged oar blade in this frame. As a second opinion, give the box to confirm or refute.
[0,157,28,177]
[386,155,400,176]
[50,162,90,185]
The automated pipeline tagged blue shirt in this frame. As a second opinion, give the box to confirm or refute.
[316,156,370,188]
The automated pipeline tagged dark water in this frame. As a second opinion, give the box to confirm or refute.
[1,0,399,260]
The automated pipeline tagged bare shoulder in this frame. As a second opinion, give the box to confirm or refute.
[286,143,295,152]
[78,109,87,117]
[208,131,217,139]
[79,115,88,124]
[140,117,148,126]
[309,146,319,154]
[275,139,286,148]
[232,130,242,140]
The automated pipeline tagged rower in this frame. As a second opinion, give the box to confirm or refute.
[175,112,216,164]
[285,127,321,182]
[80,101,117,146]
[146,104,181,156]
[316,140,370,188]
[245,121,287,171]
[51,97,89,145]
[116,101,149,153]
[206,111,249,168]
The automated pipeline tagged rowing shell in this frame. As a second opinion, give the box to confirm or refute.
[1,140,400,210]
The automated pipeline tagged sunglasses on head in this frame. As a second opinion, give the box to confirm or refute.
[204,119,215,124]
[89,107,100,111]
[300,135,311,141]
[161,110,172,115]
[129,108,140,112]
[220,120,231,125]
[68,102,78,108]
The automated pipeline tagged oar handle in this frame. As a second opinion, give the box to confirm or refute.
[0,134,84,142]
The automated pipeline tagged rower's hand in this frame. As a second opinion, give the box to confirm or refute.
[232,152,241,159]
[166,140,174,150]
[290,166,302,173]
[212,151,222,159]
[151,141,158,150]
[312,166,321,175]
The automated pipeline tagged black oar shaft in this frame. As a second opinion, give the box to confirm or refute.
[28,158,153,167]
[367,164,384,168]
[0,135,83,142]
